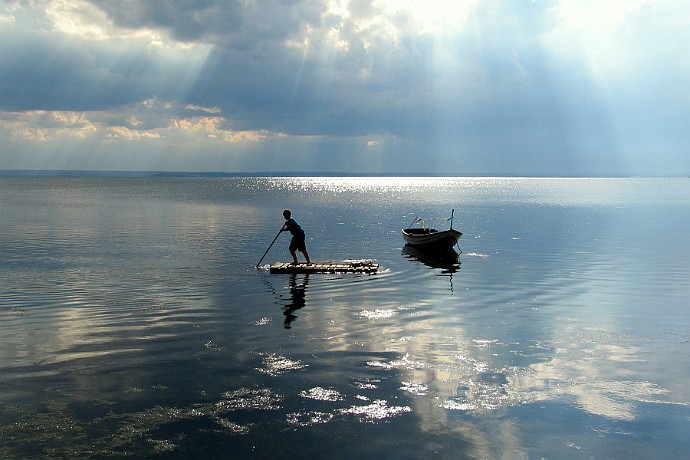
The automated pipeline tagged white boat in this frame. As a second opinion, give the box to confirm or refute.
[401,210,462,249]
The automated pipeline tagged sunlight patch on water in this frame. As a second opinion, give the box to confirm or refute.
[215,388,284,412]
[286,398,412,426]
[464,252,489,258]
[356,308,398,319]
[203,340,219,349]
[396,336,416,342]
[353,379,380,390]
[255,353,309,376]
[148,438,177,453]
[338,399,412,422]
[367,353,426,370]
[454,354,490,373]
[400,381,428,396]
[299,387,344,402]
[115,405,199,452]
[214,417,252,434]
[473,339,500,348]
[0,390,278,457]
[440,399,476,411]
[454,377,512,411]
[252,316,271,326]
[286,411,335,427]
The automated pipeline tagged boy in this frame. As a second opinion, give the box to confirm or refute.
[281,209,311,265]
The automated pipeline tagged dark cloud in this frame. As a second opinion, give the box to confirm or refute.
[0,27,214,113]
[88,0,241,42]
[87,0,323,46]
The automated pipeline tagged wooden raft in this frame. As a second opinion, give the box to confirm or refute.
[269,261,379,274]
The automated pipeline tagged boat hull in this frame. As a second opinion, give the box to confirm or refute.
[401,228,462,248]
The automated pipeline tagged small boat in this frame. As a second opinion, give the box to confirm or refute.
[402,210,462,249]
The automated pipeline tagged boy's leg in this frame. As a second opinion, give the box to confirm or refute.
[290,248,298,264]
[302,249,311,264]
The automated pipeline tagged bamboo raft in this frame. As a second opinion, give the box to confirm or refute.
[269,261,379,274]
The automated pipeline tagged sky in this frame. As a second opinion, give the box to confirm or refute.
[1,0,689,176]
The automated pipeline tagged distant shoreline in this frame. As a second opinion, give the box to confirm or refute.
[0,170,680,178]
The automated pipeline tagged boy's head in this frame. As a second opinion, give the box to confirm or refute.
[283,209,291,219]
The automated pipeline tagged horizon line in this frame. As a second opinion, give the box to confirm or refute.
[0,169,687,179]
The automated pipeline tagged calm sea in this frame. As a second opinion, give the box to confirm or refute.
[1,177,689,459]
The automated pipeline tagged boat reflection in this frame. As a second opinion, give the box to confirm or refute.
[402,246,460,292]
[402,245,461,274]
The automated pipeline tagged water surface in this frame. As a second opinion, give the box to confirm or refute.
[1,177,688,458]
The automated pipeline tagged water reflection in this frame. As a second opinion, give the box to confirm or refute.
[402,246,461,273]
[402,246,461,291]
[281,274,309,329]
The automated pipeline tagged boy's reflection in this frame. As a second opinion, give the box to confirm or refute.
[282,273,309,329]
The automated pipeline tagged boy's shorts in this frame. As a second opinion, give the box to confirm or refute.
[290,235,307,252]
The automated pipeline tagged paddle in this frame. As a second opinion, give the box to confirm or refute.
[256,227,284,268]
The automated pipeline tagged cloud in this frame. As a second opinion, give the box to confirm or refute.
[185,104,221,114]
[107,125,160,140]
[1,0,689,175]
[1,102,268,146]
[88,0,244,43]
[0,13,15,25]
[169,115,267,142]
[2,110,98,140]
